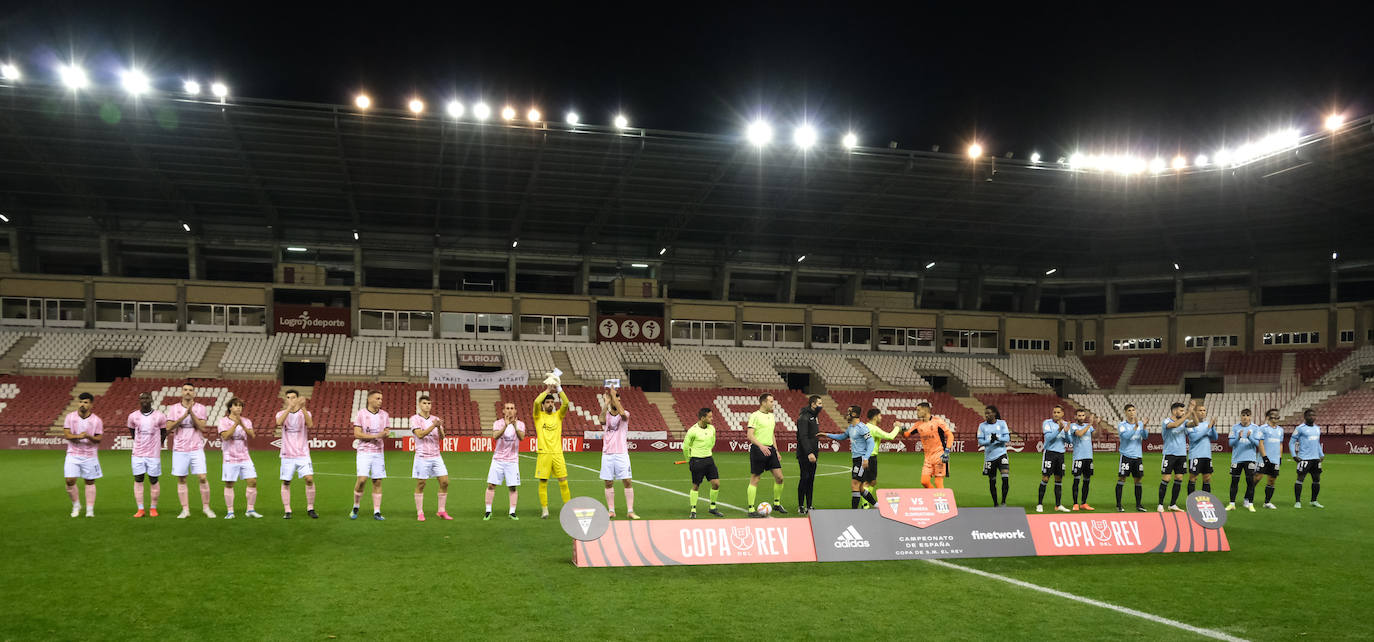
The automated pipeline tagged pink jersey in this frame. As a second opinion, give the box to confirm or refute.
[492,418,524,462]
[218,416,253,463]
[64,411,103,458]
[126,409,167,458]
[411,414,442,458]
[603,411,629,454]
[277,410,311,459]
[166,402,208,452]
[354,408,389,453]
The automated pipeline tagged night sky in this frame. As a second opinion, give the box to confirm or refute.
[4,2,1372,160]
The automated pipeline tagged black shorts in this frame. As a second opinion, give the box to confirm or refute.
[983,454,1010,476]
[1188,458,1214,475]
[851,457,876,482]
[1259,460,1281,477]
[1117,456,1143,478]
[1041,451,1065,477]
[689,457,719,486]
[1229,460,1257,477]
[750,445,782,475]
[1071,458,1094,478]
[868,454,879,480]
[1295,459,1322,476]
[1161,454,1187,475]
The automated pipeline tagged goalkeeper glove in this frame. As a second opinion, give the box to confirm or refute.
[941,452,950,463]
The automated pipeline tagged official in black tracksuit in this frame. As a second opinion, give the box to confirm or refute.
[796,395,823,514]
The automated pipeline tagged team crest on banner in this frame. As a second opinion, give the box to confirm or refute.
[1091,520,1111,543]
[1185,491,1228,530]
[877,488,959,528]
[575,509,596,535]
[559,497,611,541]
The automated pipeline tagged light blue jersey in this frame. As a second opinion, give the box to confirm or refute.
[1117,421,1146,459]
[1186,421,1217,460]
[1161,418,1189,456]
[1042,419,1070,453]
[978,420,1010,461]
[824,421,875,460]
[1229,423,1261,464]
[1260,424,1284,465]
[1069,423,1095,460]
[1289,423,1324,460]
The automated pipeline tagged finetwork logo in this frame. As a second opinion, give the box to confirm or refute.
[834,525,871,548]
[970,529,1027,540]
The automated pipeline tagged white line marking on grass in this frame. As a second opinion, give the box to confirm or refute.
[922,559,1246,641]
[521,454,750,513]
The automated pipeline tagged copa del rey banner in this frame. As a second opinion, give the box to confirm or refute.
[428,368,528,388]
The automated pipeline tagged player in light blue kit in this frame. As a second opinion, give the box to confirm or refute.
[1157,400,1196,512]
[977,406,1011,506]
[819,405,878,509]
[1037,406,1072,513]
[1069,409,1097,511]
[1185,403,1217,496]
[1115,404,1147,512]
[1227,409,1261,512]
[1289,408,1325,509]
[1257,408,1285,509]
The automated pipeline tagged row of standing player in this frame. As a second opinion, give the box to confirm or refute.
[979,399,1327,514]
[58,382,642,521]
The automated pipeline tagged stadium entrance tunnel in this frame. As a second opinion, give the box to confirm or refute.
[283,361,327,387]
[93,357,134,382]
[627,369,661,392]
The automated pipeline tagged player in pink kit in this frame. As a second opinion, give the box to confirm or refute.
[62,392,103,518]
[275,389,317,519]
[352,390,389,520]
[600,386,638,519]
[126,391,166,517]
[485,401,525,520]
[165,383,216,519]
[411,395,451,522]
[218,397,262,519]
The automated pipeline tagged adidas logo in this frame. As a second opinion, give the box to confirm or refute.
[833,525,871,548]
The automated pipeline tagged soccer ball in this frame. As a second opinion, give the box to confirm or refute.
[756,502,772,516]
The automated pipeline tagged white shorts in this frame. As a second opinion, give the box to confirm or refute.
[412,456,449,479]
[356,452,387,479]
[599,452,633,481]
[64,455,102,480]
[131,456,162,477]
[280,457,314,481]
[487,460,521,486]
[222,460,258,482]
[171,451,207,477]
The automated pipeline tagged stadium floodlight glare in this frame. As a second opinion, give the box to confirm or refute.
[631,263,649,268]
[796,255,806,263]
[1029,152,1041,163]
[473,102,491,120]
[1213,149,1231,166]
[967,143,983,159]
[286,246,308,252]
[446,100,463,118]
[59,64,89,90]
[1195,154,1209,167]
[0,63,19,81]
[181,222,191,232]
[210,82,228,99]
[354,94,371,109]
[0,213,9,223]
[1172,156,1187,170]
[526,108,541,122]
[501,106,516,120]
[121,69,150,95]
[746,119,773,147]
[1173,262,1180,270]
[1068,153,1085,168]
[842,132,858,149]
[658,247,667,255]
[793,124,817,149]
[925,261,936,269]
[1325,114,1344,131]
[1150,157,1167,174]
[408,99,424,114]
[614,114,629,129]
[1045,268,1057,275]
[183,80,201,96]
[511,240,518,248]
[565,111,579,125]
[1332,251,1338,260]
[353,230,359,241]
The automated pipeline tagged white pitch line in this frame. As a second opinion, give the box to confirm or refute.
[921,559,1246,641]
[520,454,750,513]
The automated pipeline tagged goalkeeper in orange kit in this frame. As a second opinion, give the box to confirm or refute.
[902,401,955,488]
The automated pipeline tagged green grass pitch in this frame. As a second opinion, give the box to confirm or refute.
[2,450,1368,640]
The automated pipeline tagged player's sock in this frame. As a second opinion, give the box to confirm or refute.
[1053,482,1062,506]
[224,488,235,512]
[415,493,425,514]
[861,489,876,506]
[1170,480,1181,505]
[1071,478,1080,504]
[1158,481,1167,505]
[538,481,549,508]
[1134,484,1143,507]
[1037,481,1047,505]
[485,488,496,512]
[246,487,256,512]
[1264,485,1275,503]
[708,488,719,508]
[747,484,757,507]
[66,484,79,505]
[150,482,159,508]
[85,484,96,511]
[134,481,144,510]
[988,476,998,504]
[437,492,447,514]
[557,480,571,502]
[1229,476,1240,502]
[281,486,291,512]
[689,489,699,510]
[508,488,518,512]
[1201,482,1210,494]
[1115,481,1124,507]
[625,488,635,514]
[1081,479,1090,503]
[1186,481,1196,495]
[1000,476,1010,504]
[372,491,382,513]
[604,487,615,512]
[198,480,210,508]
[1311,482,1319,501]
[851,491,861,509]
[1244,477,1257,503]
[772,481,783,506]
[305,484,315,510]
[178,483,189,509]
[1293,482,1302,503]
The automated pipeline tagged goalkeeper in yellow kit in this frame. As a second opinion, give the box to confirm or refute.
[534,382,572,519]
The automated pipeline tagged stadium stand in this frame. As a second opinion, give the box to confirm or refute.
[828,390,982,436]
[620,344,717,385]
[19,332,149,370]
[1312,346,1372,385]
[95,378,285,434]
[1106,393,1190,425]
[494,385,666,435]
[1209,351,1282,384]
[912,354,1003,388]
[1130,353,1204,386]
[564,344,629,382]
[308,381,483,435]
[977,393,1081,435]
[1203,391,1302,431]
[0,375,79,433]
[1301,389,1374,433]
[221,335,287,375]
[1277,390,1338,426]
[1080,355,1129,389]
[700,349,787,386]
[1069,393,1119,424]
[985,354,1098,391]
[669,389,839,439]
[856,353,931,388]
[1297,348,1353,385]
[134,334,212,373]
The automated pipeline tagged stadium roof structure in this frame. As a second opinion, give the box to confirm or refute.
[1,84,1372,283]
